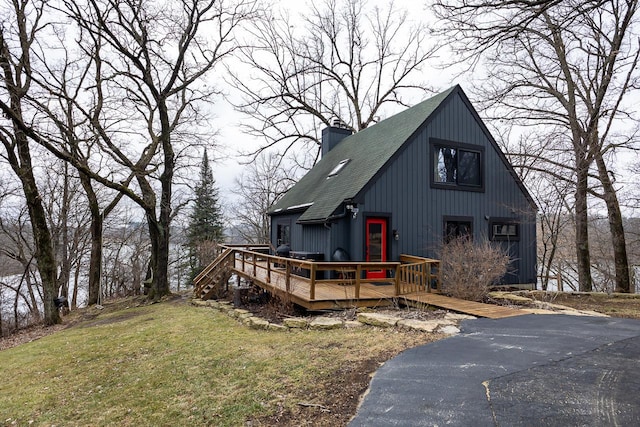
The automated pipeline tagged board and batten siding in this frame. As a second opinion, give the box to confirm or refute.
[359,91,537,284]
[300,225,330,258]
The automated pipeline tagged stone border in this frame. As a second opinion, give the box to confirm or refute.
[190,298,473,334]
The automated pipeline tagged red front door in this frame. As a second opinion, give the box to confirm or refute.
[366,217,387,279]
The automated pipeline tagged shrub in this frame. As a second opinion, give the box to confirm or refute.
[439,238,509,302]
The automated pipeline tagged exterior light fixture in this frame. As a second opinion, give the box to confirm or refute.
[346,203,358,219]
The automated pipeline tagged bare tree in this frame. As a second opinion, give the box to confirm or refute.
[0,0,62,324]
[434,0,640,292]
[230,152,297,243]
[230,0,439,162]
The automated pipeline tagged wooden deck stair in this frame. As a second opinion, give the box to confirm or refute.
[193,248,234,300]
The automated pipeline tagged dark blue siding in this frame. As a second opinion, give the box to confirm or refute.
[301,225,329,255]
[359,92,537,284]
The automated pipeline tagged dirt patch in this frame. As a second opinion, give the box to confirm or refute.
[251,357,382,426]
[76,311,149,328]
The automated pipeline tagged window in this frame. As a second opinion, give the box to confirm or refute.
[327,159,350,178]
[443,217,473,243]
[489,219,519,241]
[432,139,483,190]
[276,222,291,246]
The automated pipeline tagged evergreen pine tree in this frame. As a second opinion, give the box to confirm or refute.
[187,150,224,281]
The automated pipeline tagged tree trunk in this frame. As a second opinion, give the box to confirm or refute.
[13,283,21,330]
[574,161,592,292]
[13,131,60,325]
[148,102,174,300]
[24,268,40,321]
[594,152,630,293]
[24,183,60,325]
[72,260,81,309]
[146,215,171,300]
[56,162,71,300]
[87,216,103,304]
[542,240,559,292]
[79,172,103,305]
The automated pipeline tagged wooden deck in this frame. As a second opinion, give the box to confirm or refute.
[207,246,524,319]
[234,259,399,310]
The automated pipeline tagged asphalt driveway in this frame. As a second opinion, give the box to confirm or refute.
[350,314,640,426]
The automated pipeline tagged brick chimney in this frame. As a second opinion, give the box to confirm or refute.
[321,119,353,157]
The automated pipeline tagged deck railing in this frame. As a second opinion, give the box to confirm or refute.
[217,245,440,301]
[397,255,441,294]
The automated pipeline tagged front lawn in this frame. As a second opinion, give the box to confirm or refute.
[0,296,436,426]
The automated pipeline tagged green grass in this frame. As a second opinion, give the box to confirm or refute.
[0,300,432,426]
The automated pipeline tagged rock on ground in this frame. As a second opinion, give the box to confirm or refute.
[309,317,343,330]
[357,313,399,328]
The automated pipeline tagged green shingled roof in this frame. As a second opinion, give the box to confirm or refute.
[269,86,458,223]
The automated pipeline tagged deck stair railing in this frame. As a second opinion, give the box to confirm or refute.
[193,247,234,300]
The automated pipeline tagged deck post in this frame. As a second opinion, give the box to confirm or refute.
[241,251,246,271]
[394,264,400,296]
[422,261,427,293]
[266,258,271,283]
[310,263,316,300]
[285,261,291,293]
[231,249,237,273]
[355,265,362,299]
[426,261,432,293]
[252,253,257,276]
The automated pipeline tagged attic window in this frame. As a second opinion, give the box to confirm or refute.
[327,159,350,178]
[431,138,484,192]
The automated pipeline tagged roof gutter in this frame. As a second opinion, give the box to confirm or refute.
[268,202,313,216]
[297,200,357,227]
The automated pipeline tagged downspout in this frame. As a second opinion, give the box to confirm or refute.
[323,201,352,268]
[323,200,353,228]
